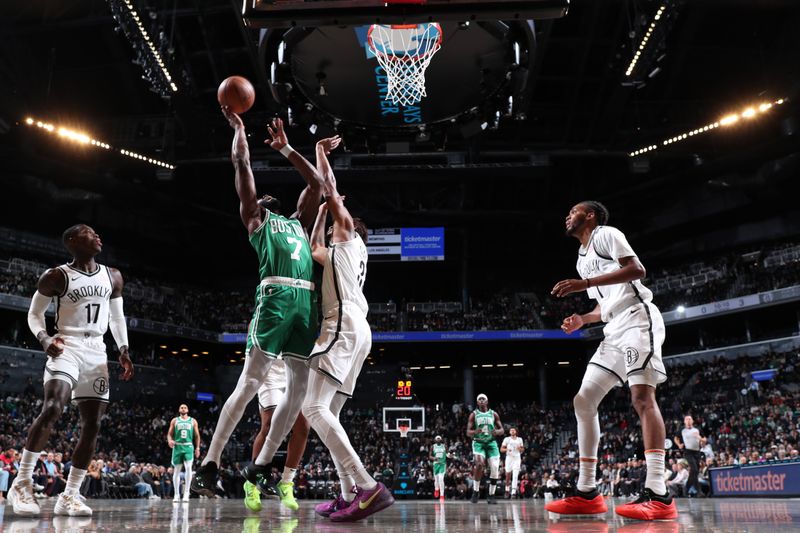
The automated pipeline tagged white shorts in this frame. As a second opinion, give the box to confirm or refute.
[309,305,371,397]
[505,457,521,473]
[590,301,667,387]
[43,336,109,403]
[257,358,286,410]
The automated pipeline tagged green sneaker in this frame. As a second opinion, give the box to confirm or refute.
[276,481,299,511]
[244,480,262,512]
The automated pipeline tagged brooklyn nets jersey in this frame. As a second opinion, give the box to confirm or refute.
[249,211,314,282]
[320,235,368,316]
[502,436,524,459]
[576,225,654,323]
[55,263,113,337]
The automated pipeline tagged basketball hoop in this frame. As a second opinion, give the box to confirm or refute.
[398,423,411,439]
[367,22,442,106]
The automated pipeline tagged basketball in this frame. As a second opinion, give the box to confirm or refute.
[217,76,255,114]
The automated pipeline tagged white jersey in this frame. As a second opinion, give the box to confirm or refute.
[55,263,114,338]
[320,235,368,316]
[502,436,524,459]
[576,225,654,323]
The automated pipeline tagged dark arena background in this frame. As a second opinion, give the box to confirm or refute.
[2,0,800,531]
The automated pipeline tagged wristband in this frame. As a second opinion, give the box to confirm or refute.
[279,144,294,158]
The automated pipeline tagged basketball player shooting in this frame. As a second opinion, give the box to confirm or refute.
[545,201,677,520]
[9,224,133,517]
[193,107,323,497]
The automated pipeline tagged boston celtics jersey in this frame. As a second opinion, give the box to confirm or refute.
[433,443,447,466]
[173,416,194,446]
[473,409,496,443]
[249,211,313,282]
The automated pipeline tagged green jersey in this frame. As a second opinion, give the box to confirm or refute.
[173,416,194,446]
[473,409,496,443]
[433,443,447,466]
[249,211,313,282]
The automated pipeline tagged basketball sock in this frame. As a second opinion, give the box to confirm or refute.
[183,461,193,497]
[302,367,376,491]
[64,467,87,496]
[256,359,309,466]
[573,372,617,491]
[173,466,182,498]
[17,449,40,483]
[644,449,667,495]
[339,470,356,502]
[473,479,480,491]
[489,479,497,496]
[205,353,271,466]
[511,470,519,494]
[281,467,296,483]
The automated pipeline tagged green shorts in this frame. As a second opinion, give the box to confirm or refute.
[246,284,319,359]
[172,445,194,466]
[433,463,446,476]
[472,440,500,459]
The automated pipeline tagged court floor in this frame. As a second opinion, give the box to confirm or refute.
[1,497,798,532]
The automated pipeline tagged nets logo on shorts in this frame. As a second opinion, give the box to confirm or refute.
[625,347,640,366]
[93,377,108,394]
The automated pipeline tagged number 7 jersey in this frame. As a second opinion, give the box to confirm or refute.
[249,211,314,282]
[54,263,113,338]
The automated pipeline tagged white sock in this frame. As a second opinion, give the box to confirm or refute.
[281,467,296,483]
[173,466,182,498]
[644,450,667,495]
[256,359,308,466]
[473,479,480,491]
[301,368,376,491]
[64,467,87,496]
[204,354,271,466]
[578,458,598,492]
[489,479,496,496]
[183,461,193,498]
[17,449,41,484]
[511,470,519,494]
[340,471,356,502]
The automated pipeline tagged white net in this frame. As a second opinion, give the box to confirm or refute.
[368,23,442,107]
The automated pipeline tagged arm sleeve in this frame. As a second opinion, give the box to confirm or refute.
[27,291,52,338]
[594,226,637,261]
[109,297,129,349]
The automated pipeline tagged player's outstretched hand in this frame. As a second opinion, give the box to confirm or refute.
[44,337,65,358]
[266,117,288,150]
[317,135,341,154]
[221,106,244,130]
[560,313,584,334]
[118,348,134,381]
[551,278,587,297]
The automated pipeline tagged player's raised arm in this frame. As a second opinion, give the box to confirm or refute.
[466,412,476,438]
[492,413,505,437]
[316,136,355,243]
[265,117,324,229]
[223,106,262,235]
[310,202,329,265]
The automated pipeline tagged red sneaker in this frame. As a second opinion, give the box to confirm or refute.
[545,489,607,515]
[434,489,440,499]
[614,489,678,521]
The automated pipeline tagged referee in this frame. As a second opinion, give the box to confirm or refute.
[673,415,702,497]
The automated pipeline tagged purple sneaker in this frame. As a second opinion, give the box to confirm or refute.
[315,494,347,518]
[329,483,394,522]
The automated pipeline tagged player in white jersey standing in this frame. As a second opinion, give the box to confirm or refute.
[301,136,394,522]
[501,427,524,499]
[546,201,676,521]
[9,224,134,517]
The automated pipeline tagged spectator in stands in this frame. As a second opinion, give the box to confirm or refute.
[125,464,159,499]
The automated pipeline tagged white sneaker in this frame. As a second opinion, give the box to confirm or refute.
[54,493,93,516]
[149,494,161,500]
[173,495,181,503]
[8,480,41,516]
[182,495,190,502]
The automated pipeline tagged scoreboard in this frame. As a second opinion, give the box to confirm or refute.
[395,379,413,401]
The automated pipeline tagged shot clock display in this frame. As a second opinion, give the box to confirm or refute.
[396,379,413,400]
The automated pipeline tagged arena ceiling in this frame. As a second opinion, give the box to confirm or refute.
[1,0,799,284]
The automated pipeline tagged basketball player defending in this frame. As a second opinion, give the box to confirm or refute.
[501,427,524,499]
[545,201,676,520]
[244,361,310,512]
[167,404,200,502]
[193,108,322,496]
[301,137,394,521]
[431,435,448,502]
[9,224,134,516]
[467,394,504,505]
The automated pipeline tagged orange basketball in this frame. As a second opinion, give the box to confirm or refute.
[217,76,255,114]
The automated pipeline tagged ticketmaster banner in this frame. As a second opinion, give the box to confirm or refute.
[710,462,800,496]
